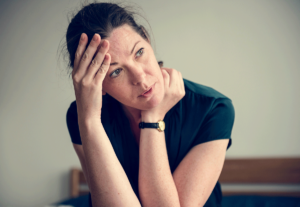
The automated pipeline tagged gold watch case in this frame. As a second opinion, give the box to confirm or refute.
[157,120,165,132]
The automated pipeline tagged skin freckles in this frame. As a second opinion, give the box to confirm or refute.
[102,24,165,123]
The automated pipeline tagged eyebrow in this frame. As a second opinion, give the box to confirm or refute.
[110,41,140,66]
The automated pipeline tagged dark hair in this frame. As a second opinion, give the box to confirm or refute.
[65,2,150,69]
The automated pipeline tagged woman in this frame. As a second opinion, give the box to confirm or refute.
[65,2,234,207]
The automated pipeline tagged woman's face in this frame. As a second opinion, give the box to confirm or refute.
[102,24,165,111]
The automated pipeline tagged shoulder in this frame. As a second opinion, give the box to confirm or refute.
[66,101,82,145]
[66,101,77,120]
[180,79,235,149]
[183,78,229,100]
[182,79,233,112]
[178,79,235,140]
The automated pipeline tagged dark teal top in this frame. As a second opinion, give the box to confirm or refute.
[66,79,235,207]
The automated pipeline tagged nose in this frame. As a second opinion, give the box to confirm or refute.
[129,64,147,86]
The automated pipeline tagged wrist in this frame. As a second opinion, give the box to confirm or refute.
[78,115,102,128]
[78,117,104,139]
[141,112,165,122]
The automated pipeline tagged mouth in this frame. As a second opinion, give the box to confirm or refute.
[139,83,155,97]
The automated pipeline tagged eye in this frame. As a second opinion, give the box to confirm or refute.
[110,68,122,78]
[136,48,144,57]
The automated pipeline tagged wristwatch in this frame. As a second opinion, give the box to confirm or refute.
[139,120,165,132]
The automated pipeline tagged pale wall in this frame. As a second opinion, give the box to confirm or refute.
[0,0,299,206]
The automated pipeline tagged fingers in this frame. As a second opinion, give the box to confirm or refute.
[161,69,170,88]
[85,40,109,81]
[161,67,175,88]
[161,67,185,96]
[73,33,101,80]
[73,33,87,75]
[95,53,111,84]
[177,70,185,95]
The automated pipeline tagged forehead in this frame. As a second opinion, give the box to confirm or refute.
[105,24,143,58]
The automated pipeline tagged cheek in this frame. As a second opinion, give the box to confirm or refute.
[145,59,162,77]
[102,79,132,101]
[102,79,110,93]
[102,74,125,93]
[102,80,118,96]
[155,67,164,83]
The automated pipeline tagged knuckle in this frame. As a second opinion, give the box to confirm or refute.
[91,82,98,89]
[75,51,81,59]
[82,52,89,61]
[102,61,109,67]
[90,59,99,67]
[181,90,186,96]
[81,78,89,86]
[72,74,80,83]
[99,64,108,74]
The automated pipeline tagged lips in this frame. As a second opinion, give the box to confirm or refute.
[139,83,155,96]
[142,87,151,95]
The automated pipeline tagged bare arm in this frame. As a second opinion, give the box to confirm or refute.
[138,128,228,207]
[138,68,184,207]
[138,68,229,206]
[139,127,180,207]
[173,139,229,207]
[72,33,141,207]
[79,121,141,207]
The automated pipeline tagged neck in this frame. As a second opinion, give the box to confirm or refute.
[121,104,142,126]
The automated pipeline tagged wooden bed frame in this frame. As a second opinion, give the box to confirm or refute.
[69,158,300,198]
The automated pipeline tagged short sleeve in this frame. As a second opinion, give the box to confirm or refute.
[66,101,82,145]
[193,98,235,150]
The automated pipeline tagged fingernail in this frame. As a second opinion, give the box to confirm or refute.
[102,40,107,47]
[93,34,98,41]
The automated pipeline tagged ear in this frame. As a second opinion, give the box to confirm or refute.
[158,61,164,68]
[102,90,106,95]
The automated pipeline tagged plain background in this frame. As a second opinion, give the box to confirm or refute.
[0,0,299,206]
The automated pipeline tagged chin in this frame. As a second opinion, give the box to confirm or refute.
[144,93,164,109]
[123,87,164,111]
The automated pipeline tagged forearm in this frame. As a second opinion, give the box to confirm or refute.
[138,128,180,207]
[79,119,141,207]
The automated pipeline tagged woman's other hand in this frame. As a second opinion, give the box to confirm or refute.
[72,33,110,122]
[141,68,185,122]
